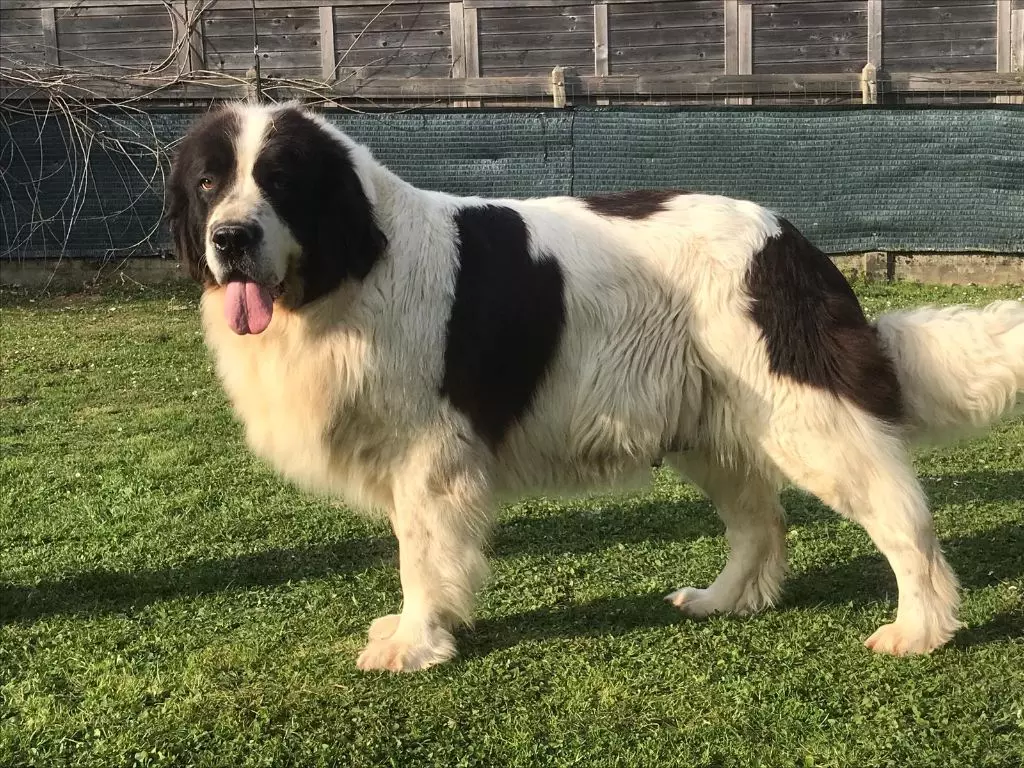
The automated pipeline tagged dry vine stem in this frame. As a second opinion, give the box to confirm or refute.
[0,1,405,284]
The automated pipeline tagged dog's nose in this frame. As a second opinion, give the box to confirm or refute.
[212,223,262,256]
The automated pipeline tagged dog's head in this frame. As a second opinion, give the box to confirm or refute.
[167,103,386,334]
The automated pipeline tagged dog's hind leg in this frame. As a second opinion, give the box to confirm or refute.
[762,401,960,655]
[665,453,788,617]
[356,438,492,673]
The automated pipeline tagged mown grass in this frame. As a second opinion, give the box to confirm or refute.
[1,281,1022,768]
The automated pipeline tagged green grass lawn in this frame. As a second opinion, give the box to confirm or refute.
[1,281,1022,768]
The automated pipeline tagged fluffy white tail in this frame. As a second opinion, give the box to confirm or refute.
[875,300,1024,443]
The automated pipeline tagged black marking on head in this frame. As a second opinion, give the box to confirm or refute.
[441,205,566,450]
[582,189,683,220]
[167,108,240,285]
[253,107,386,307]
[746,218,903,423]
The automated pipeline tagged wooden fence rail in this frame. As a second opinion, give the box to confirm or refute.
[2,0,1023,105]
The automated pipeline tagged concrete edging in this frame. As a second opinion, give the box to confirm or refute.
[830,252,1024,286]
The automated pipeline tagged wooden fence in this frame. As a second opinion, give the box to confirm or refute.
[2,1,1023,105]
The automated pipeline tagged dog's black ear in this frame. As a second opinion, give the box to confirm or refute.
[324,169,387,282]
[166,157,214,285]
[297,143,388,305]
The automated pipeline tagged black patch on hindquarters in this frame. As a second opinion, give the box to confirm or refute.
[441,205,567,449]
[581,189,683,219]
[746,218,903,423]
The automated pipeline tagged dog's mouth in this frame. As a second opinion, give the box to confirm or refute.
[222,273,284,335]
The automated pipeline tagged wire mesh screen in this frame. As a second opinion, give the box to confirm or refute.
[2,105,1024,264]
[572,107,1024,253]
[0,107,189,263]
[334,111,575,198]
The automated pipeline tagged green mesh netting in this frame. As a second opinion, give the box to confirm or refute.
[570,108,1024,254]
[2,106,1021,259]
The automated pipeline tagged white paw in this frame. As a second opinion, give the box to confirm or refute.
[367,614,401,641]
[356,627,457,673]
[665,587,723,618]
[864,621,952,656]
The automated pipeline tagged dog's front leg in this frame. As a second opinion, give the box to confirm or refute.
[356,445,491,673]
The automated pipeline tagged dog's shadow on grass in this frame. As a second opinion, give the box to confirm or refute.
[474,468,1024,654]
[463,518,1024,657]
[461,591,686,659]
[0,535,398,625]
[3,471,1021,651]
[0,495,713,625]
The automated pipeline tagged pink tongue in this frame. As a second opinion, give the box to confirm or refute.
[224,280,274,335]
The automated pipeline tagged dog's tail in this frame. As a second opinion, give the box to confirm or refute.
[875,300,1024,443]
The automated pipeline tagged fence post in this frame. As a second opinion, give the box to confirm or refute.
[737,1,752,104]
[40,8,59,68]
[245,68,260,103]
[867,0,882,69]
[173,3,206,75]
[319,6,336,81]
[1014,9,1024,73]
[997,0,1023,104]
[173,3,191,75]
[594,3,609,105]
[725,1,752,105]
[465,5,481,106]
[861,63,878,104]
[551,66,566,108]
[997,0,1012,74]
[865,0,883,103]
[450,2,467,107]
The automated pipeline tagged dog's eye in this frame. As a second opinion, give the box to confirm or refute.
[199,177,215,191]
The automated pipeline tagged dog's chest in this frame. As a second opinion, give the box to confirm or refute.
[201,296,388,508]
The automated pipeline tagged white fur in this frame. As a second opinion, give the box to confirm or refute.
[877,300,1024,442]
[205,109,299,285]
[196,104,1024,671]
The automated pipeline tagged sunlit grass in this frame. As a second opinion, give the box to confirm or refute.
[1,281,1022,768]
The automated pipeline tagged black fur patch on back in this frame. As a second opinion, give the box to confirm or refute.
[746,218,903,423]
[167,108,241,285]
[253,107,386,307]
[441,205,567,449]
[582,189,682,219]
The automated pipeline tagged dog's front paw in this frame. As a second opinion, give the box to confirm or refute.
[356,626,457,672]
[665,586,723,618]
[367,614,401,641]
[864,621,954,656]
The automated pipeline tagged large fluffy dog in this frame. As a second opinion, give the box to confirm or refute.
[168,102,1024,672]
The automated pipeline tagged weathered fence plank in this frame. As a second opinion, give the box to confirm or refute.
[753,0,867,74]
[608,0,723,75]
[606,7,723,30]
[884,0,998,72]
[478,4,591,76]
[4,9,43,35]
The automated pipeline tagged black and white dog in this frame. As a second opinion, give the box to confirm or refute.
[168,102,1024,672]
